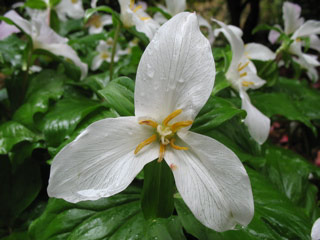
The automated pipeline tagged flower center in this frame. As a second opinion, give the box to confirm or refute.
[71,0,78,4]
[134,109,193,162]
[88,15,102,28]
[237,61,254,87]
[129,0,151,21]
[101,52,110,60]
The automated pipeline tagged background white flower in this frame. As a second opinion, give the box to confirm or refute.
[5,10,88,79]
[48,12,254,232]
[118,0,160,40]
[55,0,85,21]
[214,20,275,144]
[87,14,113,34]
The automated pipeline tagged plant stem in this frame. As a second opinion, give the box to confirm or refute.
[109,21,121,81]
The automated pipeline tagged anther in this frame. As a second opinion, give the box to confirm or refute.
[139,17,151,21]
[240,72,247,78]
[133,5,142,12]
[242,81,254,87]
[139,120,158,128]
[237,61,250,72]
[171,120,193,133]
[163,109,182,126]
[134,134,157,154]
[130,0,135,9]
[170,138,188,150]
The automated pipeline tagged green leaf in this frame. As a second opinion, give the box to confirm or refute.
[261,144,320,213]
[191,96,246,133]
[0,155,41,227]
[0,121,38,154]
[98,77,135,116]
[29,187,185,240]
[84,6,120,23]
[176,167,312,240]
[13,70,66,129]
[252,24,282,35]
[36,96,105,147]
[212,71,231,96]
[141,161,175,220]
[249,92,317,135]
[24,0,47,9]
[0,231,30,240]
[0,35,25,67]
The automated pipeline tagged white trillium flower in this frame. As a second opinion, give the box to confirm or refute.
[154,0,186,24]
[118,0,160,40]
[48,12,254,232]
[55,0,85,21]
[214,20,275,144]
[6,10,88,79]
[91,38,127,70]
[91,0,98,8]
[312,218,320,240]
[268,2,320,81]
[87,14,113,34]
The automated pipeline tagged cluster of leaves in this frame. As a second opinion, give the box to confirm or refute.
[1,1,320,240]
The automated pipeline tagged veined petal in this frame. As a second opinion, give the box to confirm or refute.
[0,12,20,40]
[312,218,320,240]
[213,20,245,76]
[308,34,320,52]
[245,43,276,61]
[91,54,104,70]
[135,12,215,123]
[42,43,88,79]
[240,91,270,144]
[48,116,159,203]
[292,20,320,39]
[4,10,32,35]
[164,131,254,231]
[165,0,186,15]
[283,1,303,34]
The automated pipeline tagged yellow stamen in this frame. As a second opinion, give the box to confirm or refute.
[171,121,193,133]
[139,120,158,128]
[133,5,142,12]
[240,72,247,78]
[71,0,78,3]
[242,81,254,87]
[134,134,157,154]
[296,38,301,42]
[88,15,102,28]
[237,61,250,72]
[130,0,135,9]
[158,144,166,162]
[101,52,109,59]
[140,17,151,21]
[163,109,182,126]
[170,138,188,150]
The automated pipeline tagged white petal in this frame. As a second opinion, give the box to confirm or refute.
[42,43,88,79]
[292,20,320,39]
[89,25,103,34]
[240,91,270,144]
[91,0,98,8]
[135,12,215,122]
[0,12,20,40]
[240,72,266,91]
[213,20,245,75]
[165,0,186,15]
[245,43,276,61]
[197,15,214,44]
[268,25,282,44]
[164,131,254,231]
[308,34,320,52]
[283,1,303,34]
[33,19,68,44]
[91,55,104,71]
[154,12,168,25]
[96,40,109,52]
[4,10,32,35]
[312,218,320,240]
[101,14,113,25]
[48,116,159,203]
[131,9,160,40]
[55,0,84,20]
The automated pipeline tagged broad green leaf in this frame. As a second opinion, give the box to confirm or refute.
[249,92,317,134]
[29,187,185,240]
[176,167,312,240]
[98,77,134,116]
[0,231,30,240]
[13,70,66,129]
[261,144,320,216]
[36,96,105,147]
[212,72,231,96]
[141,160,175,219]
[275,77,320,120]
[0,121,38,154]
[0,155,41,228]
[0,35,25,67]
[24,0,47,9]
[191,96,246,133]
